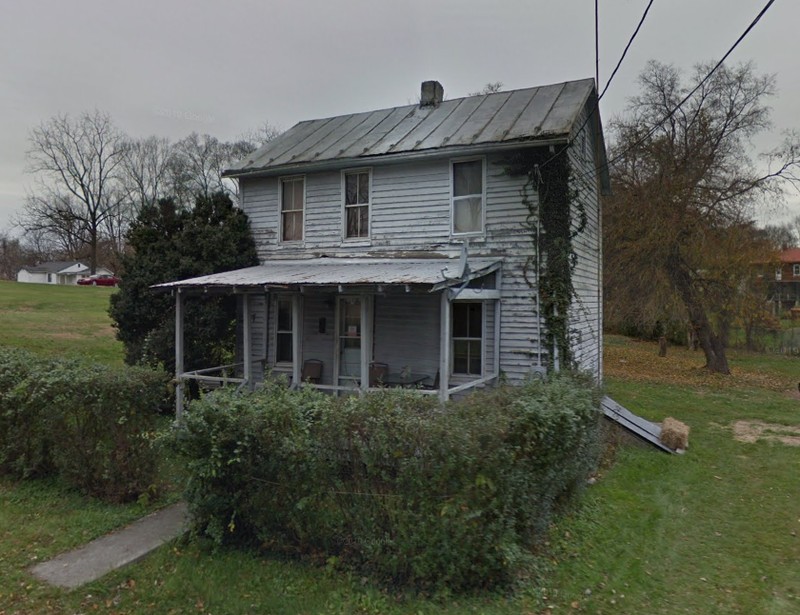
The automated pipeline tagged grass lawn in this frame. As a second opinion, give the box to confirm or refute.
[0,280,123,366]
[1,287,799,613]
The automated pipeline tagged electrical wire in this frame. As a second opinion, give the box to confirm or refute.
[578,0,777,186]
[538,0,655,172]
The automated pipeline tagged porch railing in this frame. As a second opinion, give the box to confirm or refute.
[179,363,248,391]
[177,365,499,409]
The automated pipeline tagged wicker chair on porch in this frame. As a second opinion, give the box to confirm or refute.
[420,370,440,390]
[369,362,389,387]
[301,359,323,384]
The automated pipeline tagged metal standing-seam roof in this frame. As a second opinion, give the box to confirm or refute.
[152,257,502,292]
[225,78,605,178]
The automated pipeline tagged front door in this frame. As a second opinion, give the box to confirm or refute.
[335,296,372,390]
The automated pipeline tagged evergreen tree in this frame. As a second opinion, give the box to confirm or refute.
[110,192,258,371]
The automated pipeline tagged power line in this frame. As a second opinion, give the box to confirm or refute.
[595,0,600,89]
[599,0,655,101]
[578,0,777,187]
[538,0,655,172]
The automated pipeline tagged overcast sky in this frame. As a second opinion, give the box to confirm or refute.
[1,0,797,232]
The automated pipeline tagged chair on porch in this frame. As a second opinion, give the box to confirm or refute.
[420,370,440,390]
[301,359,323,384]
[369,362,389,386]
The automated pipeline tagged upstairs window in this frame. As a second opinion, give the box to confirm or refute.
[452,159,484,235]
[793,264,800,277]
[452,302,482,375]
[281,177,304,242]
[344,170,370,239]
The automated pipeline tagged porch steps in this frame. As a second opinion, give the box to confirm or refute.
[601,396,675,453]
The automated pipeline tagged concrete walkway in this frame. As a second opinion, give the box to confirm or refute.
[30,501,189,589]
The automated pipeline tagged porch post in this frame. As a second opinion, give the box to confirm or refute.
[291,294,302,386]
[175,289,184,419]
[242,294,252,390]
[360,295,373,392]
[439,290,451,401]
[493,298,501,378]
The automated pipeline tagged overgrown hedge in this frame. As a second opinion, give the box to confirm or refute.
[172,373,601,591]
[0,347,169,502]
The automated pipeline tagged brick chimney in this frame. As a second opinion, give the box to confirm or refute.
[420,80,444,107]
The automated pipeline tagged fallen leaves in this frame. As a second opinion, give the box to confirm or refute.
[604,337,792,392]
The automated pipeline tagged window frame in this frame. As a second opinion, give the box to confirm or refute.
[341,168,372,241]
[450,156,486,237]
[279,175,305,243]
[793,264,800,277]
[451,301,483,376]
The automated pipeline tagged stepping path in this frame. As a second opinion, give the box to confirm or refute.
[30,502,188,589]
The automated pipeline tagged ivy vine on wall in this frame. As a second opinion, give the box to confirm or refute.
[501,148,587,370]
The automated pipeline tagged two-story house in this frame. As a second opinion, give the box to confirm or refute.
[157,79,609,413]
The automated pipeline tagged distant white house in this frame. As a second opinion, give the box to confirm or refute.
[16,261,113,285]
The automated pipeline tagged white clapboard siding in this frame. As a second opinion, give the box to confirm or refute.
[566,106,603,380]
[373,293,441,379]
[300,294,336,385]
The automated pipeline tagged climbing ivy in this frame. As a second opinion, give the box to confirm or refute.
[502,148,586,369]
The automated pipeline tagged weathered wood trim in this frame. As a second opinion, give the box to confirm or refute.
[243,295,252,390]
[291,294,302,386]
[175,290,184,419]
[439,290,450,400]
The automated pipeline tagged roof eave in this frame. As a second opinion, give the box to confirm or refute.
[223,136,570,179]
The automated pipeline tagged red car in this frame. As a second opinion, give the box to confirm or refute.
[77,274,120,287]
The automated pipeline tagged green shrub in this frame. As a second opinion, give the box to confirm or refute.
[0,347,169,501]
[171,373,601,592]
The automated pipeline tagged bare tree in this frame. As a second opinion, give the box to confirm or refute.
[121,135,175,212]
[169,129,279,208]
[468,82,504,96]
[24,110,128,273]
[237,121,282,150]
[605,61,800,373]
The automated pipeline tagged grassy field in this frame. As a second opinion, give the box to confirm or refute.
[0,280,123,366]
[1,289,799,613]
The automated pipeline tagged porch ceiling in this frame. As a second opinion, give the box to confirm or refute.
[152,257,502,292]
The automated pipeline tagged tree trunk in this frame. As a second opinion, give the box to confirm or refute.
[666,251,731,375]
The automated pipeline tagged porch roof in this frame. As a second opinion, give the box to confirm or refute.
[153,257,502,292]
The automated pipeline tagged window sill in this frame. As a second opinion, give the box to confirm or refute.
[341,238,371,247]
[451,234,485,243]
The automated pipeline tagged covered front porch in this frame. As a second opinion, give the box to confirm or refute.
[155,257,503,416]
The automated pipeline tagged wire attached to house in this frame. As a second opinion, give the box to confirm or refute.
[576,0,777,187]
[537,0,656,173]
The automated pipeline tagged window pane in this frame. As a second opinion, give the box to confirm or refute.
[453,197,482,233]
[453,339,469,373]
[283,211,302,241]
[341,299,361,336]
[453,160,482,197]
[276,332,292,362]
[281,180,293,211]
[468,340,481,374]
[293,180,304,209]
[345,173,358,205]
[346,205,368,238]
[358,172,369,203]
[452,303,468,337]
[277,299,292,331]
[468,303,482,337]
[358,205,369,236]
